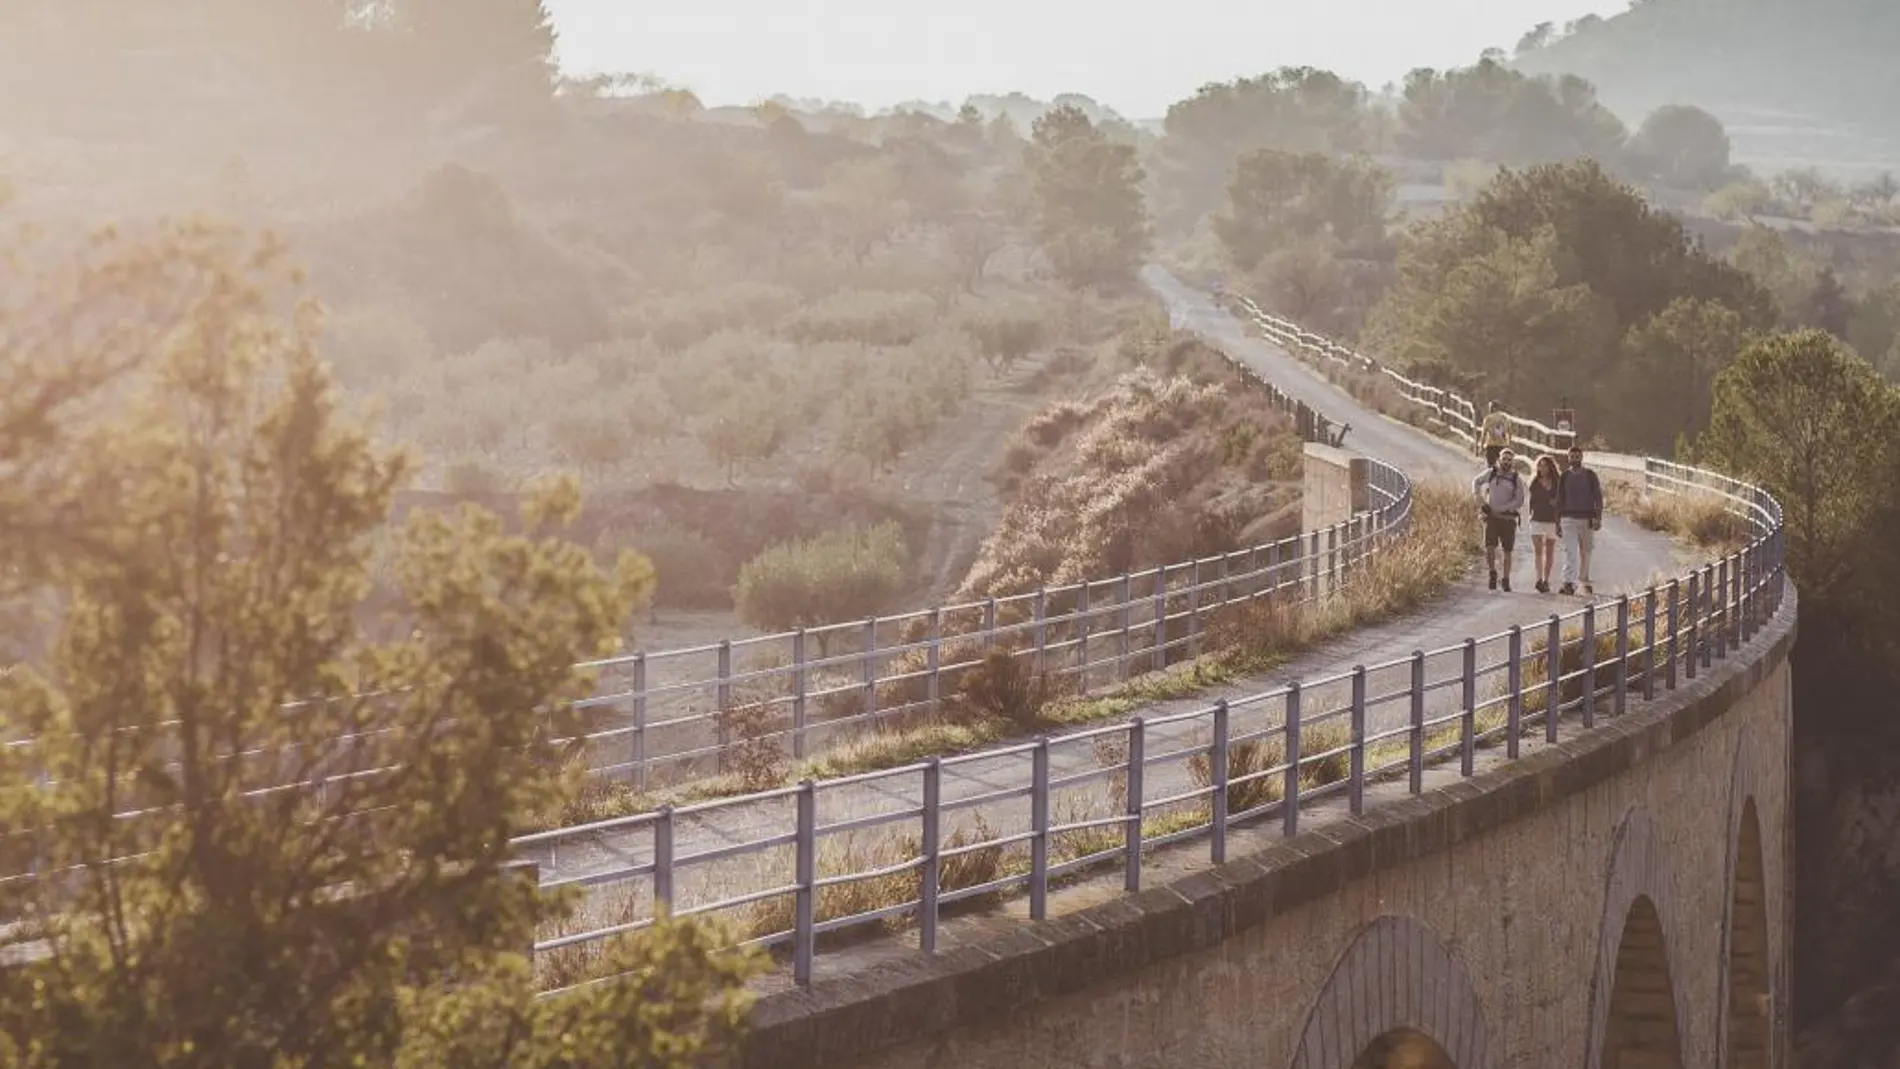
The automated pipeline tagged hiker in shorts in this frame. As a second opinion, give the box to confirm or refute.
[1527,454,1562,594]
[1557,445,1604,595]
[1480,401,1512,468]
[1472,447,1526,592]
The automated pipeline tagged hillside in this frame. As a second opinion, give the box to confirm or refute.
[1511,0,1900,173]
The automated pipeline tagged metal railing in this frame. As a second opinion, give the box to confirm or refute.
[509,304,1789,994]
[1234,295,1574,456]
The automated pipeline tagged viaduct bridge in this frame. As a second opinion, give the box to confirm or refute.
[517,270,1795,1068]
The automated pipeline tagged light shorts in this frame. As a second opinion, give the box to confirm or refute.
[1530,521,1558,541]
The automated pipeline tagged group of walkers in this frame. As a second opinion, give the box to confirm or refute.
[1472,401,1604,595]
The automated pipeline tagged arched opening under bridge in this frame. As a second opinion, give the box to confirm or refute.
[1349,1028,1457,1068]
[1602,894,1686,1068]
[1726,798,1772,1067]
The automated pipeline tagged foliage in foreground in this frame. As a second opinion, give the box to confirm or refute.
[0,223,754,1068]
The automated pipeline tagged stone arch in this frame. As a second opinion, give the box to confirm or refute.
[1584,806,1692,1069]
[1289,914,1497,1069]
[1718,734,1774,1067]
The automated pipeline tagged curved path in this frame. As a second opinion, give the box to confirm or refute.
[527,272,1682,927]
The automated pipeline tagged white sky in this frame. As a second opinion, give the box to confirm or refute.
[547,0,1628,117]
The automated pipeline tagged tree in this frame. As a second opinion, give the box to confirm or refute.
[699,388,785,483]
[0,224,755,1067]
[1248,235,1349,329]
[1026,105,1150,290]
[1699,329,1900,618]
[1727,225,1819,324]
[816,156,909,265]
[1213,149,1393,271]
[967,307,1047,376]
[1616,296,1752,449]
[1369,222,1617,406]
[1629,104,1732,189]
[734,523,908,652]
[1805,267,1852,339]
[1396,60,1627,165]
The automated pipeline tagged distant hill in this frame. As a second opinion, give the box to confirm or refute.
[1511,0,1900,174]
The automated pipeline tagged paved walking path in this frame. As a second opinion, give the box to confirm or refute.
[525,271,1682,925]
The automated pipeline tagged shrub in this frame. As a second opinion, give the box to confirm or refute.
[619,524,731,610]
[443,458,512,495]
[966,307,1047,375]
[1188,738,1284,815]
[713,700,788,790]
[733,522,908,647]
[956,649,1059,733]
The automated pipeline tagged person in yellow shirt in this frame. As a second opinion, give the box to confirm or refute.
[1480,401,1512,468]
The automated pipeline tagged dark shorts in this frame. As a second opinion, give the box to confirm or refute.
[1484,514,1519,552]
[1484,444,1504,467]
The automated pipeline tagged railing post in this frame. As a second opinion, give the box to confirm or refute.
[1701,564,1716,670]
[717,639,732,713]
[1125,717,1145,893]
[1685,572,1700,681]
[1210,700,1229,863]
[926,610,943,716]
[1326,525,1339,597]
[1544,615,1561,741]
[1714,558,1729,660]
[920,758,941,955]
[1266,543,1281,603]
[1460,638,1476,777]
[1741,545,1757,642]
[1614,595,1630,718]
[1076,583,1092,696]
[1408,652,1425,794]
[631,652,649,790]
[1030,737,1050,921]
[1643,587,1658,702]
[792,629,809,759]
[1218,551,1233,608]
[1349,666,1367,814]
[1031,590,1048,675]
[1308,530,1321,601]
[653,804,675,912]
[982,597,998,652]
[1151,568,1168,672]
[1580,603,1597,729]
[861,617,879,722]
[793,781,816,986]
[1118,573,1134,680]
[1187,561,1203,657]
[1730,551,1744,647]
[1666,579,1680,690]
[507,859,541,961]
[1506,627,1523,759]
[1283,682,1302,838]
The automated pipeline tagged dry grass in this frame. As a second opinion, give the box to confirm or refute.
[1610,484,1752,554]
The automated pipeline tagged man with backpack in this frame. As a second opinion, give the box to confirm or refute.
[1472,447,1527,591]
[1480,401,1513,468]
[1557,445,1605,596]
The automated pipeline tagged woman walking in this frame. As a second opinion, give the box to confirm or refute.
[1527,455,1562,594]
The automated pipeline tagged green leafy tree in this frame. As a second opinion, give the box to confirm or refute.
[734,523,909,652]
[699,388,785,484]
[1616,296,1753,448]
[1155,67,1375,233]
[1370,223,1617,405]
[1804,267,1852,338]
[1396,60,1627,165]
[1026,105,1150,290]
[0,224,755,1068]
[1727,225,1819,324]
[1699,329,1900,620]
[1213,149,1393,271]
[1248,235,1350,330]
[1629,104,1732,190]
[1704,180,1771,222]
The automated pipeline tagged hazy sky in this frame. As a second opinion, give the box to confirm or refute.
[548,0,1626,117]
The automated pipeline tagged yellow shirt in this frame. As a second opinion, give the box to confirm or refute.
[1482,412,1512,447]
